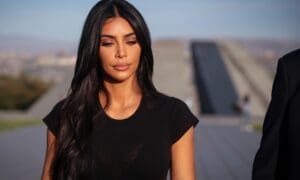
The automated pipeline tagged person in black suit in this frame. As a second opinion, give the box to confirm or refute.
[252,49,300,180]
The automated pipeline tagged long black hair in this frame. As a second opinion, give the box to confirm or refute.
[50,0,157,179]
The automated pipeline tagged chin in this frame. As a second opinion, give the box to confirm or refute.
[104,71,136,83]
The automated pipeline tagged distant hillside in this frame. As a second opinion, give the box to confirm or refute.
[234,38,300,75]
[0,34,77,55]
[235,38,300,60]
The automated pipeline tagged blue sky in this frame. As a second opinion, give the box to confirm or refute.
[0,0,299,42]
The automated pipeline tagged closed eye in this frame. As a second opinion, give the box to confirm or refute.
[127,41,137,45]
[101,42,114,47]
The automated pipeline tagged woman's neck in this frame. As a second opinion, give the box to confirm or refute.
[100,76,142,107]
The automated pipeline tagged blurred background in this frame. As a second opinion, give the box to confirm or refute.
[0,0,299,179]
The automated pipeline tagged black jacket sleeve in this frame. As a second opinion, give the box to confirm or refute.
[252,58,289,180]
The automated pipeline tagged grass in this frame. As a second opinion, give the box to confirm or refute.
[0,74,52,110]
[0,119,42,132]
[251,122,263,133]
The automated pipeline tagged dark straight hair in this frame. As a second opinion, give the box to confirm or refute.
[50,0,157,179]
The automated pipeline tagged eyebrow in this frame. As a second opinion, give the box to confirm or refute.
[100,32,136,39]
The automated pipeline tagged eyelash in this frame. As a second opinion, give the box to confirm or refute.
[100,41,137,47]
[101,42,113,47]
[127,41,137,45]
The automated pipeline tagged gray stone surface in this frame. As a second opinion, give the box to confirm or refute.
[191,41,239,115]
[218,43,266,118]
[219,41,272,119]
[152,40,200,116]
[0,125,46,180]
[27,67,74,119]
[195,117,261,180]
[0,117,261,180]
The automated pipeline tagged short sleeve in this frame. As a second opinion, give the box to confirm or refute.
[170,97,199,144]
[42,99,65,136]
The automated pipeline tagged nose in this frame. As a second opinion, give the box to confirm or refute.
[116,42,127,59]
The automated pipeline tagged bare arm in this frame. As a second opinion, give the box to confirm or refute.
[41,129,56,180]
[170,127,196,180]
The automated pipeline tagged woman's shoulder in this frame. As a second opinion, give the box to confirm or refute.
[42,97,66,135]
[44,97,67,121]
[50,98,66,115]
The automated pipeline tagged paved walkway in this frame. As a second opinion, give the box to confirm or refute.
[195,117,261,180]
[0,117,261,180]
[0,125,46,180]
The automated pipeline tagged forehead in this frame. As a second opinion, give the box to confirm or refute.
[101,17,135,36]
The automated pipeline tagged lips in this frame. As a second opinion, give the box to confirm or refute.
[113,64,130,71]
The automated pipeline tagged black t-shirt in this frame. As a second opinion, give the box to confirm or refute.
[43,92,199,180]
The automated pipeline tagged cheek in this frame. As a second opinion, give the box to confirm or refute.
[99,49,113,67]
[131,48,142,64]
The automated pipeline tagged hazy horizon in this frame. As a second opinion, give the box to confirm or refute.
[0,0,299,43]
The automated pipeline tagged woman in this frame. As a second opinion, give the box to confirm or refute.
[41,0,199,179]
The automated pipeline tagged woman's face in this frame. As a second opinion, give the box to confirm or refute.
[99,17,141,83]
